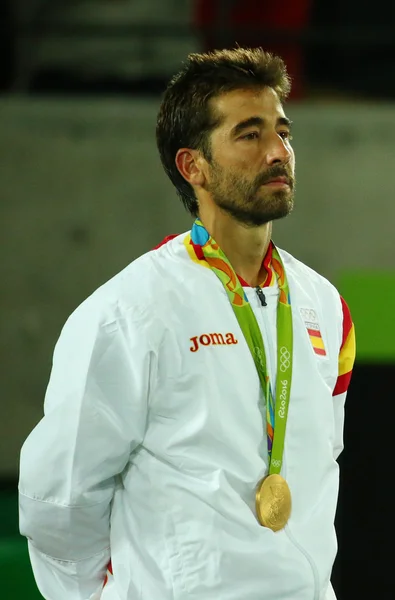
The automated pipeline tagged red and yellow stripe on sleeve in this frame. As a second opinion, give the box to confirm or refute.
[333,297,356,396]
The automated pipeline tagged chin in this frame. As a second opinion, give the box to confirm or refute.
[253,193,294,224]
[270,200,294,221]
[231,206,292,227]
[216,192,294,227]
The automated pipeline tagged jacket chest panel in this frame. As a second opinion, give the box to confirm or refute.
[146,287,268,474]
[144,272,339,479]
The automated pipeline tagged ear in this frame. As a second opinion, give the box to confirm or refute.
[175,149,206,188]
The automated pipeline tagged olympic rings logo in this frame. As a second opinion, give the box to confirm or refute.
[279,346,290,372]
[300,308,317,322]
[271,459,281,468]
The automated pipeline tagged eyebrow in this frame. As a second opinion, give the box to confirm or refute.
[231,116,293,137]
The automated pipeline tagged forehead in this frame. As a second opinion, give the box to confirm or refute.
[211,87,286,131]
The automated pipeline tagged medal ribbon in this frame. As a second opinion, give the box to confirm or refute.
[186,219,293,474]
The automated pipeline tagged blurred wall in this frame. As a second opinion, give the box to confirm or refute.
[1,96,395,476]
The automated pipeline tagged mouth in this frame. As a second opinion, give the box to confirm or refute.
[263,176,290,187]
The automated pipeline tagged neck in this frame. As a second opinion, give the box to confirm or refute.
[198,207,272,288]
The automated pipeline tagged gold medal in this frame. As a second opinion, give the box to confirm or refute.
[255,474,292,531]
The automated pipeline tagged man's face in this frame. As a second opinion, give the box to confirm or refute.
[203,87,295,227]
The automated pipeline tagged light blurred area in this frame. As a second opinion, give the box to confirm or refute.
[1,1,394,598]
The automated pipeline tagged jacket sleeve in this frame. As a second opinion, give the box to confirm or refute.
[18,294,151,600]
[332,296,356,460]
[325,581,337,600]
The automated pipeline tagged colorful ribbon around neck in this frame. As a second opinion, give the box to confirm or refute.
[187,219,293,474]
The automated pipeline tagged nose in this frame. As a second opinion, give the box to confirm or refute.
[265,132,292,166]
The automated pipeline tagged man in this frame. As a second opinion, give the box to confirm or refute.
[19,48,355,600]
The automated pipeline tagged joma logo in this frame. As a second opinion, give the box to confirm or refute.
[190,332,238,353]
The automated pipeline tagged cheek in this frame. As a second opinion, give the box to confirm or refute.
[289,148,296,172]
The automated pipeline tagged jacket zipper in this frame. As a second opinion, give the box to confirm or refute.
[253,287,273,388]
[285,527,320,600]
[255,286,267,306]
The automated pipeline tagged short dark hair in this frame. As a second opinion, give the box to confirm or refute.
[156,47,291,216]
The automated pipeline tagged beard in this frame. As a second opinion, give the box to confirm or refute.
[206,162,295,227]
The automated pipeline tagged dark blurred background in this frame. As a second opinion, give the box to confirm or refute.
[1,0,394,598]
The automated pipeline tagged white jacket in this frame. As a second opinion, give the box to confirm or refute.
[19,232,354,600]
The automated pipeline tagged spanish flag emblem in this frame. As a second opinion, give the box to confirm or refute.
[300,309,327,356]
[307,323,326,356]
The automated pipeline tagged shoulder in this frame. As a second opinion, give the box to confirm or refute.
[61,232,190,336]
[277,246,341,306]
[277,246,338,296]
[277,246,345,332]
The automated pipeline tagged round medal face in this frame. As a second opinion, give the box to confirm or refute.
[256,474,292,531]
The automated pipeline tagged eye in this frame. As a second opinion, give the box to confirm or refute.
[241,131,259,140]
[279,130,293,141]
